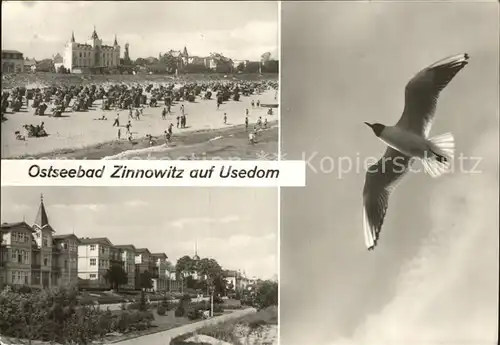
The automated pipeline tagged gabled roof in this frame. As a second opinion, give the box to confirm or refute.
[53,234,81,243]
[0,221,35,233]
[151,253,168,259]
[135,248,151,255]
[114,244,136,251]
[79,237,113,246]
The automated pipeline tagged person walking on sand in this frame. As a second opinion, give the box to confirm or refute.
[251,100,255,108]
[223,113,227,125]
[245,115,249,131]
[167,104,171,114]
[164,130,171,145]
[257,100,260,107]
[246,108,249,116]
[113,114,120,127]
[168,123,174,136]
[181,104,185,115]
[129,107,133,119]
[176,115,180,128]
[117,128,121,140]
[257,116,262,128]
[264,117,268,129]
[125,120,132,136]
[162,107,167,120]
[135,108,140,120]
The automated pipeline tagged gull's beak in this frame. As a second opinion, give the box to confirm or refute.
[364,122,373,128]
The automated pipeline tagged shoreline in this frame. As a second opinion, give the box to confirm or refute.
[8,120,279,160]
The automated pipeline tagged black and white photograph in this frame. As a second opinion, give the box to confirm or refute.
[280,2,498,345]
[1,1,279,160]
[0,187,278,345]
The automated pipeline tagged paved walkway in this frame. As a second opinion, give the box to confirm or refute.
[113,308,257,345]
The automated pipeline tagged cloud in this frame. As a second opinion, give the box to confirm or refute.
[51,203,102,212]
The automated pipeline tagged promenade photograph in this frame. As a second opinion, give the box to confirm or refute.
[0,187,278,345]
[1,1,279,160]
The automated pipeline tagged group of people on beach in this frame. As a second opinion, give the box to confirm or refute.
[3,79,278,154]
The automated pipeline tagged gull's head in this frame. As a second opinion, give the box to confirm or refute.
[364,122,385,137]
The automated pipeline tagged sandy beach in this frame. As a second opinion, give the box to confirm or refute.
[1,85,278,159]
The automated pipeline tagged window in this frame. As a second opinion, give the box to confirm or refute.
[23,251,29,264]
[90,258,96,266]
[11,271,16,283]
[42,234,48,247]
[43,256,48,266]
[12,232,18,242]
[11,249,18,261]
[100,246,105,254]
[90,245,96,251]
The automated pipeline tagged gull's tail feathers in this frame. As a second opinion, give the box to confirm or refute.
[422,132,455,178]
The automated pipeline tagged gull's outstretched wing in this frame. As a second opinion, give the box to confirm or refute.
[396,53,469,137]
[363,147,413,250]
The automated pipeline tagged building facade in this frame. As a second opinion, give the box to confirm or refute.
[114,244,136,289]
[0,195,80,289]
[151,253,168,292]
[62,28,120,73]
[1,50,24,73]
[77,237,113,288]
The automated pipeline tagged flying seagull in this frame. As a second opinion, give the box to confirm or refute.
[362,53,469,251]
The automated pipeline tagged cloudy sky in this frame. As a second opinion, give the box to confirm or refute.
[1,1,278,61]
[281,2,498,345]
[1,187,278,280]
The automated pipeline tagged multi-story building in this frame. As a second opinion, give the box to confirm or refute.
[52,234,80,287]
[1,50,24,73]
[62,28,121,73]
[135,248,153,289]
[151,253,168,292]
[0,195,80,289]
[0,221,34,286]
[114,244,136,289]
[77,237,113,288]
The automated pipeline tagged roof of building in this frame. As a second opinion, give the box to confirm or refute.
[2,50,23,54]
[151,253,168,259]
[33,194,54,232]
[0,221,35,232]
[79,237,113,246]
[135,248,151,255]
[53,234,81,242]
[24,58,37,66]
[114,244,137,250]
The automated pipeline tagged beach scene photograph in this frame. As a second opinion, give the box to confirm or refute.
[1,1,279,160]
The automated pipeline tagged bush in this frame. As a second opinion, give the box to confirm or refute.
[254,281,278,309]
[0,286,154,344]
[174,305,186,317]
[157,305,166,316]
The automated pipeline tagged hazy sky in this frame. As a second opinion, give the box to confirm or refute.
[1,1,278,61]
[281,2,498,345]
[1,187,278,280]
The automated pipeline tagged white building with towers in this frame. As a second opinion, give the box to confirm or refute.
[62,27,121,73]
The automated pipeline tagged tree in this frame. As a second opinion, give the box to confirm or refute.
[140,270,153,290]
[103,264,128,291]
[236,62,245,72]
[176,255,195,277]
[159,53,179,73]
[57,65,67,74]
[134,58,148,67]
[254,280,278,309]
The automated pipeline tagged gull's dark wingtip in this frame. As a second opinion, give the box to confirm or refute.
[464,53,470,60]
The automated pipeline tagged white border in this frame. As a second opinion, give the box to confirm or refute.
[277,1,282,344]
